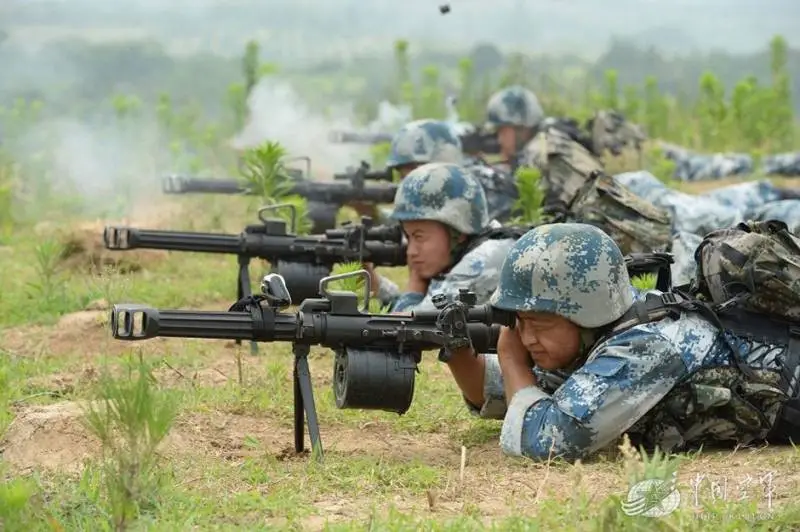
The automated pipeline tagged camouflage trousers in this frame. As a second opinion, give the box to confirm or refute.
[616,171,800,285]
[763,152,800,176]
[659,142,800,181]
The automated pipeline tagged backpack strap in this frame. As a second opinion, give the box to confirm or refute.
[604,291,688,339]
[777,330,800,437]
[716,305,800,440]
[601,289,763,382]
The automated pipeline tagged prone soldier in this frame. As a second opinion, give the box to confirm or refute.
[453,222,800,461]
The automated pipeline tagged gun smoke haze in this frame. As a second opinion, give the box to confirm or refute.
[230,78,409,177]
[9,113,180,222]
[370,101,412,134]
[0,38,192,223]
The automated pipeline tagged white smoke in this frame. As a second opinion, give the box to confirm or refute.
[368,100,412,133]
[230,78,411,178]
[8,112,170,221]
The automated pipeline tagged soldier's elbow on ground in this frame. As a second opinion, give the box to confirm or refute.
[502,406,598,462]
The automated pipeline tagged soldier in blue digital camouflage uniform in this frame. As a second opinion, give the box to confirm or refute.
[616,170,800,287]
[658,141,755,182]
[616,170,800,236]
[483,86,546,175]
[450,223,792,461]
[365,162,516,312]
[382,119,518,223]
[484,86,647,216]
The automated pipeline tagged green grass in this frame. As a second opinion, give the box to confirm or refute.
[2,185,800,531]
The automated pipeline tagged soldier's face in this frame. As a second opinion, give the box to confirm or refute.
[402,220,458,279]
[514,312,581,370]
[497,126,518,155]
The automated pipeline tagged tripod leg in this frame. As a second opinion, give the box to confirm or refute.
[294,345,323,461]
[293,361,305,453]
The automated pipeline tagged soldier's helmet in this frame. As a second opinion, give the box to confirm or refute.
[490,223,634,328]
[386,119,464,169]
[390,162,489,235]
[485,86,544,130]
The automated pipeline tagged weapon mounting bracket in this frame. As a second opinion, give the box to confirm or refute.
[235,254,259,356]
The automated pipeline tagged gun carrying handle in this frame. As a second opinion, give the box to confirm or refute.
[103,226,136,250]
[284,155,312,178]
[258,203,297,234]
[319,270,371,313]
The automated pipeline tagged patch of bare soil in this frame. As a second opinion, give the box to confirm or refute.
[0,402,453,473]
[152,355,241,389]
[53,222,167,274]
[3,400,797,530]
[0,401,99,474]
[1,298,240,364]
[164,411,457,464]
[22,366,100,399]
[0,306,143,361]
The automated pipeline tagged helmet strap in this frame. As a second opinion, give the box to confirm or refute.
[562,328,602,372]
[445,228,469,273]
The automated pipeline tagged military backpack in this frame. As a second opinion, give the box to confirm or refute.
[565,170,674,255]
[605,221,800,442]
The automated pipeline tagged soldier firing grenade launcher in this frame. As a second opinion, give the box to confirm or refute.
[161,162,399,233]
[110,270,514,459]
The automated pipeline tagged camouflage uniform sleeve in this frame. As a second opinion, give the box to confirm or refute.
[391,238,514,313]
[499,327,688,461]
[392,291,426,312]
[376,274,402,308]
[464,356,569,420]
[462,353,509,419]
